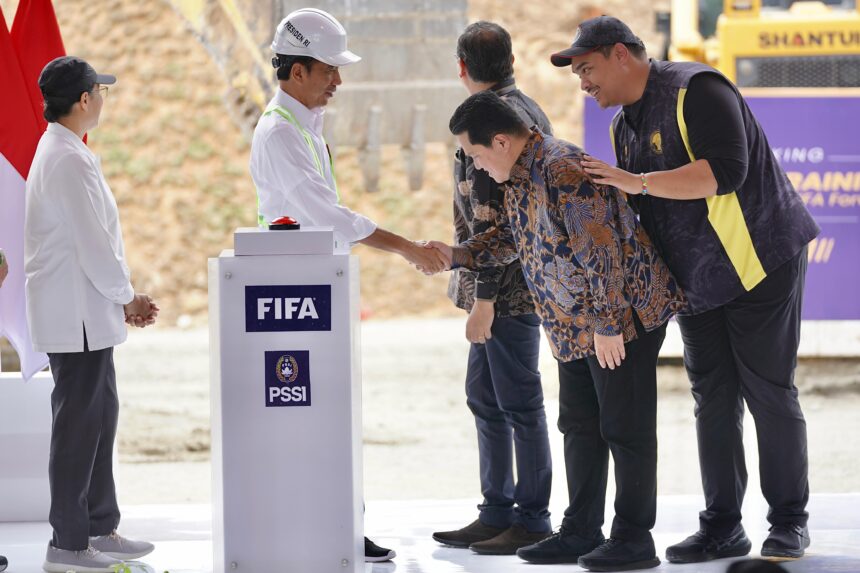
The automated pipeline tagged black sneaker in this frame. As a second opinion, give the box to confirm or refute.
[469,524,551,555]
[516,527,604,564]
[432,519,506,548]
[578,538,660,572]
[364,537,396,563]
[761,524,810,558]
[666,528,752,563]
[0,554,7,573]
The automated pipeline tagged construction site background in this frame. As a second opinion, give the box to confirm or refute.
[2,0,858,501]
[0,0,667,326]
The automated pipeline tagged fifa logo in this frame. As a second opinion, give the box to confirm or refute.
[246,285,331,332]
[257,297,319,321]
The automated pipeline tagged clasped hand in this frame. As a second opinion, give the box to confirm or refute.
[124,293,159,328]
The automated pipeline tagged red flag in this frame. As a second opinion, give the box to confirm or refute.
[11,0,66,134]
[0,6,48,379]
[0,7,40,180]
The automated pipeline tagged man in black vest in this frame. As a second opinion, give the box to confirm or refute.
[550,15,819,564]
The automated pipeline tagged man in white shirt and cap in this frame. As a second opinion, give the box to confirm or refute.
[25,56,158,573]
[250,8,433,562]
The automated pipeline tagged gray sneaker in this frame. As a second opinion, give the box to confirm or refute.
[90,531,155,560]
[43,543,123,573]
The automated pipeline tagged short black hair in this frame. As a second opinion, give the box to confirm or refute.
[456,21,514,84]
[597,42,647,60]
[449,91,529,146]
[43,90,89,122]
[274,54,316,81]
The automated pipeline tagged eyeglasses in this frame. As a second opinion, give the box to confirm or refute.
[95,85,109,98]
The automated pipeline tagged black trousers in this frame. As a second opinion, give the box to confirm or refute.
[677,247,809,537]
[466,313,552,533]
[557,317,666,542]
[47,332,121,551]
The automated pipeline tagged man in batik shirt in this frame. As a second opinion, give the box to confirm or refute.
[429,91,686,572]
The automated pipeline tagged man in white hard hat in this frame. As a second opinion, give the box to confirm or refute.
[250,7,447,273]
[250,7,433,563]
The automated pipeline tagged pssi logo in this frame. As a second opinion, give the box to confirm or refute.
[265,350,311,407]
[245,285,331,332]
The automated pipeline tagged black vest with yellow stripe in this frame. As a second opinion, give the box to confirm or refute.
[611,60,819,315]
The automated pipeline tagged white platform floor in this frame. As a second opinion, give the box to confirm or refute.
[1,494,859,573]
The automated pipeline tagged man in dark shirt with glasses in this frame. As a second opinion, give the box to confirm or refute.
[431,21,555,556]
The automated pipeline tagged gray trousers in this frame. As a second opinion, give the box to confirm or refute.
[47,331,121,550]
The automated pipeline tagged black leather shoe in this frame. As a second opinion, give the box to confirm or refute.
[666,528,752,563]
[432,519,506,548]
[578,538,660,572]
[470,524,551,555]
[761,524,810,558]
[0,554,7,572]
[516,527,604,564]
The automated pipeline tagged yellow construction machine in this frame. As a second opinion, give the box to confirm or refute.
[656,0,860,87]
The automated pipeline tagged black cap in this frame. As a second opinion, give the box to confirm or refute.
[550,16,644,67]
[38,56,116,101]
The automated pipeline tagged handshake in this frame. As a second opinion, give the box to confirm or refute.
[408,241,455,275]
[123,293,160,328]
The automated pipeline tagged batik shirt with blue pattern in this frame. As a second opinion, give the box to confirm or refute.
[453,129,687,362]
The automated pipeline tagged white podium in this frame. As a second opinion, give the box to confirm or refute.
[208,227,363,573]
[0,372,53,522]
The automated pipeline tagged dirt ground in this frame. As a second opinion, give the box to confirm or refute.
[111,322,860,509]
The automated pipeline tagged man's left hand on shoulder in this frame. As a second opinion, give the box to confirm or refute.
[582,155,640,194]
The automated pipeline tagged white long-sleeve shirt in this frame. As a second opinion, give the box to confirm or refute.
[25,122,134,353]
[249,88,376,245]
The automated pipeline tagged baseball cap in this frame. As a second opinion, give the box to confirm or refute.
[38,56,116,101]
[550,16,644,67]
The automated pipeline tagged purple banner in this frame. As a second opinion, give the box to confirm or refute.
[584,95,860,320]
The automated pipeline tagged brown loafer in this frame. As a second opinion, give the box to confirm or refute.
[432,519,507,548]
[470,524,552,555]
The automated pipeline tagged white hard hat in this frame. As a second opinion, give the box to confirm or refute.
[271,8,360,67]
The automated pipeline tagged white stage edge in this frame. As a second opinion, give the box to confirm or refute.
[1,494,858,572]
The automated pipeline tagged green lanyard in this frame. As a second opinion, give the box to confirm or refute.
[258,104,339,226]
